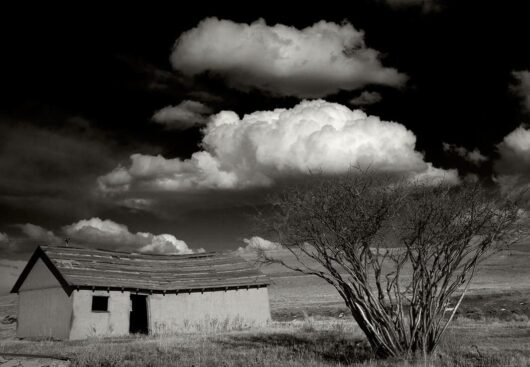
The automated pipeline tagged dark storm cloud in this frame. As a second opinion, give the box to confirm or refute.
[510,71,530,113]
[0,224,60,258]
[0,232,8,245]
[383,0,442,13]
[0,120,122,233]
[349,91,383,106]
[116,55,188,94]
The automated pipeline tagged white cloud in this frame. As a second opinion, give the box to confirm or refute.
[170,18,406,98]
[63,218,138,246]
[0,232,8,244]
[18,223,61,244]
[98,100,458,192]
[409,163,459,185]
[494,125,530,192]
[499,126,530,158]
[152,100,213,129]
[238,236,282,253]
[138,233,203,255]
[349,91,382,106]
[99,152,239,192]
[442,142,488,165]
[63,217,198,255]
[510,71,530,112]
[97,166,132,193]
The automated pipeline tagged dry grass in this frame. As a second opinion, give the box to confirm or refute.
[0,245,528,366]
[0,318,529,367]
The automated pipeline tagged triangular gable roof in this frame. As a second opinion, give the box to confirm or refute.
[11,245,269,296]
[11,246,73,295]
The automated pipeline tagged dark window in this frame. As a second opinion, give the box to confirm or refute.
[91,296,109,312]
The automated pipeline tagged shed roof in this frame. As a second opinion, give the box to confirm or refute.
[11,245,269,295]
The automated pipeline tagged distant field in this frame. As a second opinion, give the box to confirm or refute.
[261,243,530,320]
[0,244,529,366]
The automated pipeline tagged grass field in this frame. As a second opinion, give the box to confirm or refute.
[0,244,529,366]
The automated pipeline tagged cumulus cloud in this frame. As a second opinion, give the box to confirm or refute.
[494,125,530,192]
[98,100,458,192]
[238,236,282,253]
[63,218,138,246]
[63,217,199,254]
[349,91,382,106]
[138,233,201,255]
[510,71,530,113]
[98,166,132,193]
[409,164,459,185]
[18,223,62,244]
[442,143,488,165]
[152,100,213,129]
[170,18,406,98]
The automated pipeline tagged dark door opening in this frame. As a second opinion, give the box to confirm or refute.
[129,294,148,334]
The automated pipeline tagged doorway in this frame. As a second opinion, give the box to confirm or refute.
[129,294,148,334]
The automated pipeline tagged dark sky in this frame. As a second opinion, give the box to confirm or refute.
[1,1,530,261]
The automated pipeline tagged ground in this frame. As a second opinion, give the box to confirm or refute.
[0,244,529,366]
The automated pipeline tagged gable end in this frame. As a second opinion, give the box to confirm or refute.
[11,246,73,295]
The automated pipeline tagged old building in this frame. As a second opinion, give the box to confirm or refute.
[11,245,270,340]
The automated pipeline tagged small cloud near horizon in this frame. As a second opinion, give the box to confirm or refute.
[152,100,213,129]
[238,236,282,253]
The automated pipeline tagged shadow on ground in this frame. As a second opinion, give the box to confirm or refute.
[216,331,375,364]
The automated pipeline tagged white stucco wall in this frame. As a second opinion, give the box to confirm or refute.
[69,290,131,340]
[17,259,73,339]
[149,287,271,334]
[16,256,271,339]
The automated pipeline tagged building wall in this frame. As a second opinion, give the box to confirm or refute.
[69,290,131,340]
[149,287,271,334]
[17,259,73,339]
[16,256,271,339]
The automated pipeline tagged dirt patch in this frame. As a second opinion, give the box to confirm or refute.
[456,290,530,321]
[0,354,69,367]
[272,290,530,322]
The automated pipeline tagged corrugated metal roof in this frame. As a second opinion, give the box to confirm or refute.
[12,245,269,294]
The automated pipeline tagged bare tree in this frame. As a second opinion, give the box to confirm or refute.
[259,171,526,359]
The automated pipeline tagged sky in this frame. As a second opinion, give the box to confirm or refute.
[2,1,530,289]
